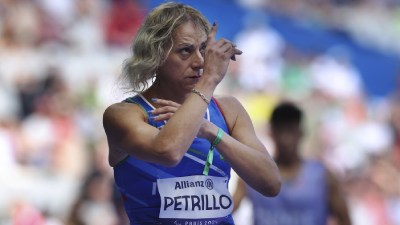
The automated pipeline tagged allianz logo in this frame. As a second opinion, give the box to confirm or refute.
[175,179,213,190]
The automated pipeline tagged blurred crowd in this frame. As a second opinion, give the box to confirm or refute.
[237,0,400,55]
[1,0,400,224]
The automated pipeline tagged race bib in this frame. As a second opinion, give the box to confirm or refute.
[157,175,233,219]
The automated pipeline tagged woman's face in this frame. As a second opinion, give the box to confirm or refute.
[156,21,207,91]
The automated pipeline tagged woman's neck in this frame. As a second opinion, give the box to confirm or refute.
[142,83,188,105]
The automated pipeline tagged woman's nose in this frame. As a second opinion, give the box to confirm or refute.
[192,50,204,68]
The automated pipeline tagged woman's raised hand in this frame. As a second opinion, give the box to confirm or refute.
[202,23,242,84]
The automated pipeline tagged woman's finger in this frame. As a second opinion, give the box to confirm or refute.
[152,98,181,108]
[153,106,178,115]
[150,112,174,121]
[231,47,243,61]
[207,22,217,46]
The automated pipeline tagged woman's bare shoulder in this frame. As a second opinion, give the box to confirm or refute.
[213,95,245,132]
[102,101,148,142]
[213,95,244,113]
[103,102,147,166]
[103,102,146,124]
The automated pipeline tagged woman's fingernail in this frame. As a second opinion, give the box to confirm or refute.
[149,116,157,121]
[147,110,153,114]
[151,98,158,102]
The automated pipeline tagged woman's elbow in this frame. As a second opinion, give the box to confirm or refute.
[154,147,184,167]
[268,179,282,197]
[261,176,282,197]
[162,155,182,167]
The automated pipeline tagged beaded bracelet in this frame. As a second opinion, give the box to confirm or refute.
[191,88,210,105]
[203,128,224,175]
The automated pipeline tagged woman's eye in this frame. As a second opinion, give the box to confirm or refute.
[200,47,206,54]
[200,44,206,54]
[180,47,191,54]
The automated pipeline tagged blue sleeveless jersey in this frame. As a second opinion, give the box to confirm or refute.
[113,95,234,225]
[247,160,328,225]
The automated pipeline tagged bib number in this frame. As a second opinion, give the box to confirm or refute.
[157,175,233,219]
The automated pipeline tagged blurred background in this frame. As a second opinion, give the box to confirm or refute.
[1,0,400,224]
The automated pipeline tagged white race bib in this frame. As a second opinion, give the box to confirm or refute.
[157,175,233,219]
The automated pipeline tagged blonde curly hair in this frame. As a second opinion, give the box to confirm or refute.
[121,2,211,92]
